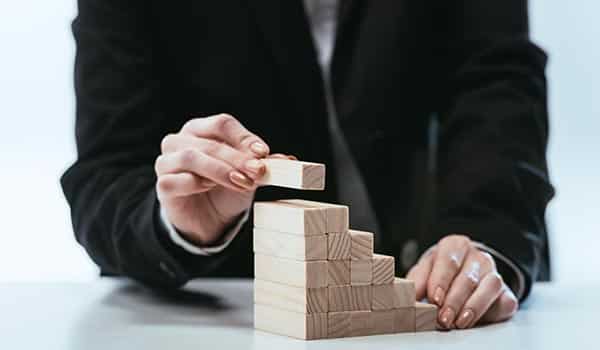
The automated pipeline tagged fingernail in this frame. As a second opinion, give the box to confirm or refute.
[229,171,254,189]
[245,159,264,173]
[433,287,446,305]
[439,307,456,329]
[250,142,268,155]
[455,309,475,329]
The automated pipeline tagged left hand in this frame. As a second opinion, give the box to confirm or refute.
[406,235,519,329]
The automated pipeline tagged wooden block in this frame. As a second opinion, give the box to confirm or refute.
[371,310,397,335]
[254,254,328,288]
[253,228,327,261]
[328,260,350,286]
[415,302,438,332]
[258,159,325,190]
[395,307,417,332]
[372,254,395,285]
[350,285,372,311]
[350,259,372,285]
[254,279,327,314]
[327,233,351,260]
[349,311,373,337]
[328,311,351,338]
[372,278,416,310]
[253,201,326,235]
[349,229,373,260]
[254,303,327,340]
[328,285,352,312]
[279,199,349,233]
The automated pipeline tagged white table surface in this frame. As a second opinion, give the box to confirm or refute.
[0,279,596,349]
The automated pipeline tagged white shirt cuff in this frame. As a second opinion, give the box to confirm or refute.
[421,241,526,300]
[159,205,249,256]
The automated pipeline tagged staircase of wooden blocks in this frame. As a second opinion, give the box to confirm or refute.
[253,199,438,340]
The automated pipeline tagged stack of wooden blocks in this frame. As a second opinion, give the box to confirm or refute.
[252,159,438,340]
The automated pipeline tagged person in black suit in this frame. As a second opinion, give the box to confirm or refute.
[62,0,554,329]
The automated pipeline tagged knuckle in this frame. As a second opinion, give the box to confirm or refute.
[504,294,519,314]
[156,176,175,194]
[182,118,200,132]
[479,251,496,268]
[487,272,504,290]
[213,113,237,131]
[201,139,221,156]
[160,133,177,153]
[179,149,198,167]
[154,156,163,174]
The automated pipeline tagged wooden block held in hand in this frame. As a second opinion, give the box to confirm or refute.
[254,201,326,235]
[350,259,372,285]
[254,254,328,288]
[349,230,373,260]
[258,159,325,190]
[372,278,416,310]
[254,303,327,340]
[415,302,438,332]
[349,311,373,337]
[253,228,327,261]
[372,254,395,285]
[254,279,328,314]
[328,311,351,338]
[328,233,351,260]
[328,285,352,312]
[350,285,372,311]
[279,199,349,233]
[328,260,350,286]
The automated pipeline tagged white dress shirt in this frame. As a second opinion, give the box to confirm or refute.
[160,0,526,299]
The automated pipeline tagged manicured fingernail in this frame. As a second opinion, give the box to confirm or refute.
[440,307,456,329]
[455,309,474,329]
[245,159,264,173]
[433,287,446,305]
[229,171,253,189]
[250,142,268,155]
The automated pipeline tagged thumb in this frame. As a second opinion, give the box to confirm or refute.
[406,250,435,301]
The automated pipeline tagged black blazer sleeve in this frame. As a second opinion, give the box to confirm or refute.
[430,0,555,300]
[61,0,245,289]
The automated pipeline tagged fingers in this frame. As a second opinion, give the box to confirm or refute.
[438,250,495,328]
[155,149,254,192]
[268,153,298,160]
[181,114,270,157]
[427,235,471,306]
[161,133,266,180]
[454,272,505,329]
[156,172,217,200]
[406,249,436,301]
[479,287,519,325]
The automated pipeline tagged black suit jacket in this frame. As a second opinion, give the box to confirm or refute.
[62,0,554,300]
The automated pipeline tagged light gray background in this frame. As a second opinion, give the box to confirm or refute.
[0,1,597,283]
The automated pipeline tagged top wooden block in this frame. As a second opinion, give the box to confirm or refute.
[258,159,325,190]
[254,201,326,235]
[279,199,349,233]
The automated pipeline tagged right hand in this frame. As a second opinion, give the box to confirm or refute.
[154,113,289,246]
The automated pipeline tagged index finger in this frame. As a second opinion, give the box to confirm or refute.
[181,114,270,156]
[427,235,471,306]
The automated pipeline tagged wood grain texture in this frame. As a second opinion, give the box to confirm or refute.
[371,310,396,335]
[349,229,373,260]
[350,259,372,285]
[254,303,327,340]
[372,278,416,310]
[328,260,350,286]
[349,311,373,337]
[350,285,372,311]
[395,307,416,332]
[415,302,438,332]
[372,254,395,285]
[253,228,327,261]
[280,199,349,233]
[328,285,352,312]
[258,159,325,190]
[254,279,327,314]
[327,311,351,338]
[254,254,328,288]
[253,201,326,235]
[327,233,351,260]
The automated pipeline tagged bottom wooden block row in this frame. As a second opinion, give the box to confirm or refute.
[255,303,438,340]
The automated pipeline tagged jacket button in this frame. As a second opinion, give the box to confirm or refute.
[401,239,419,270]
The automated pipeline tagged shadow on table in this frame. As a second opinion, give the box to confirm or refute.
[68,279,254,349]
